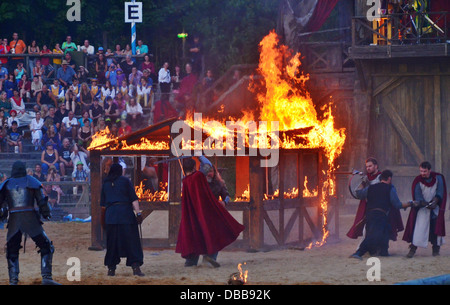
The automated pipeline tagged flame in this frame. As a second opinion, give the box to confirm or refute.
[232,262,248,284]
[235,184,250,202]
[135,181,168,202]
[302,176,318,197]
[87,127,170,151]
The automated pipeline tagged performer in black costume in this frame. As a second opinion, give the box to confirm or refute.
[100,163,144,277]
[0,161,60,285]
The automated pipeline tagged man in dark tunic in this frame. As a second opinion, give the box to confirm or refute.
[100,163,144,276]
[350,170,414,259]
[0,161,59,285]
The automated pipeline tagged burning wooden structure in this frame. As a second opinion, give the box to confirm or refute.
[88,118,340,250]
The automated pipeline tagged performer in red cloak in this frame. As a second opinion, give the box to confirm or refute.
[347,158,404,253]
[175,63,198,117]
[403,161,447,258]
[176,158,245,267]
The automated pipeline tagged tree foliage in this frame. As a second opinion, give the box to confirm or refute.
[0,0,278,74]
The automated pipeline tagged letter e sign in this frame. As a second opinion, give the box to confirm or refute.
[125,2,143,23]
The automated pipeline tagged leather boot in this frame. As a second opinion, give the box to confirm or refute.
[406,245,417,258]
[132,263,145,276]
[107,266,116,276]
[41,250,61,285]
[432,245,440,256]
[7,258,19,285]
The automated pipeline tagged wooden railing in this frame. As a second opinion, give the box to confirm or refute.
[352,11,449,46]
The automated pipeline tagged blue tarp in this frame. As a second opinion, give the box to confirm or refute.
[395,274,450,285]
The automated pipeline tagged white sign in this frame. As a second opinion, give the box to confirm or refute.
[125,2,143,23]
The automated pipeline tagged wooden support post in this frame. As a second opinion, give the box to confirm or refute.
[248,156,264,250]
[434,75,442,172]
[168,148,182,247]
[89,149,103,250]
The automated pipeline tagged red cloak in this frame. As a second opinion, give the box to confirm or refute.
[346,171,404,240]
[402,172,447,243]
[175,171,245,258]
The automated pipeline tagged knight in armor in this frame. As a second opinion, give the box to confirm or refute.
[0,161,60,285]
[350,170,414,260]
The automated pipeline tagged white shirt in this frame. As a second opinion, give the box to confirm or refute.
[158,68,170,84]
[80,45,94,55]
[126,103,143,115]
[62,116,79,129]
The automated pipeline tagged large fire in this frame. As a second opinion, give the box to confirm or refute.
[88,31,346,248]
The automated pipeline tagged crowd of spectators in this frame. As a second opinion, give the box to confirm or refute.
[0,33,230,196]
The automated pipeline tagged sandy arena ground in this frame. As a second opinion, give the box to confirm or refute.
[0,210,449,285]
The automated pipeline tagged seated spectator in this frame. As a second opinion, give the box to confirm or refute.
[136,76,152,107]
[77,66,89,84]
[114,91,127,117]
[65,77,80,113]
[116,68,125,87]
[96,53,107,84]
[89,97,104,126]
[72,161,89,194]
[39,45,52,78]
[36,84,58,111]
[57,60,77,89]
[0,91,12,115]
[4,73,16,99]
[55,102,69,126]
[0,62,8,91]
[110,122,119,138]
[79,82,93,114]
[17,74,31,102]
[78,110,93,128]
[128,67,143,91]
[101,80,116,103]
[70,143,89,173]
[30,110,44,150]
[119,79,130,98]
[6,121,22,153]
[14,62,26,84]
[119,54,137,79]
[105,64,119,87]
[44,106,60,131]
[77,118,93,153]
[104,96,119,127]
[136,40,148,56]
[118,119,132,137]
[62,35,77,54]
[32,60,45,82]
[30,75,43,103]
[50,79,65,104]
[0,117,6,152]
[61,110,78,140]
[141,55,155,75]
[7,109,19,128]
[41,124,61,151]
[46,165,64,207]
[59,137,73,177]
[89,79,101,101]
[41,142,60,175]
[94,116,106,133]
[126,97,143,130]
[9,89,25,118]
[33,163,46,182]
[80,40,94,55]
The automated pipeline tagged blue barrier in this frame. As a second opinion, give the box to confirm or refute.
[395,274,450,285]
